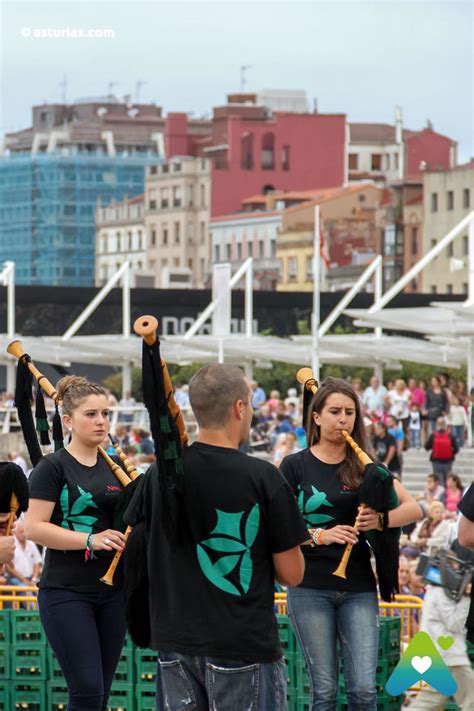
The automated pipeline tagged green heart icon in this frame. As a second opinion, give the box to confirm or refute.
[437,636,454,650]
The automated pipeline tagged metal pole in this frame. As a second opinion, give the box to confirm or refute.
[318,256,382,338]
[370,211,474,313]
[62,261,131,341]
[311,206,321,380]
[468,214,474,305]
[218,339,224,364]
[245,258,253,338]
[3,262,16,393]
[121,265,131,397]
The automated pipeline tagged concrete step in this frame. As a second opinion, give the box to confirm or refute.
[401,447,473,495]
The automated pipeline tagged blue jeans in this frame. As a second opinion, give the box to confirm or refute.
[410,429,421,448]
[38,587,126,711]
[157,652,287,711]
[287,587,379,711]
[451,425,464,448]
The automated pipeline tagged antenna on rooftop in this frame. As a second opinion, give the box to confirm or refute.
[135,81,147,103]
[107,81,118,99]
[59,75,68,104]
[240,65,252,92]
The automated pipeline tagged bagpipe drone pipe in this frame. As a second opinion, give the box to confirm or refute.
[297,368,401,602]
[122,315,188,647]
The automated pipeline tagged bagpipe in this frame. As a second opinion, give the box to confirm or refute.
[296,367,401,602]
[122,315,188,647]
[6,339,140,584]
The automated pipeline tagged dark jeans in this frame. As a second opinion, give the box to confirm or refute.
[288,587,379,711]
[432,460,453,487]
[38,587,126,711]
[157,652,287,711]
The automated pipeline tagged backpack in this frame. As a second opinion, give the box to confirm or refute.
[432,431,454,460]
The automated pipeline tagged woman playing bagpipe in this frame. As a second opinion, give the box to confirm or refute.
[23,375,128,711]
[279,374,422,711]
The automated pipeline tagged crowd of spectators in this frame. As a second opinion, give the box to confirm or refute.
[245,373,473,477]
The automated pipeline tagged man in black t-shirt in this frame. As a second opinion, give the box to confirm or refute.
[126,364,308,711]
[372,421,401,475]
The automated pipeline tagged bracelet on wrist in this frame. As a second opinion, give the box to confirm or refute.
[310,528,326,546]
[84,533,95,562]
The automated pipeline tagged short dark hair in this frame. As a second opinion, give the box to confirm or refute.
[428,473,439,482]
[189,364,249,428]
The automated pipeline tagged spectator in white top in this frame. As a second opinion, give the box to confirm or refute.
[362,375,388,419]
[408,544,474,711]
[5,520,42,586]
[174,383,190,409]
[448,396,469,448]
[118,390,136,424]
[386,378,411,438]
[8,451,29,477]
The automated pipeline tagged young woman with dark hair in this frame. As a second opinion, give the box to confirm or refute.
[280,377,421,711]
[25,376,127,711]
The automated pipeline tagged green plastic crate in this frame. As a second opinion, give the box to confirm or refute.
[11,610,44,643]
[12,644,48,680]
[337,692,402,711]
[277,614,296,655]
[0,645,10,680]
[113,648,134,684]
[47,680,68,710]
[135,648,158,684]
[0,612,10,644]
[107,682,134,710]
[296,695,310,711]
[378,617,401,656]
[286,686,297,711]
[47,648,64,680]
[11,681,46,711]
[0,682,9,710]
[136,683,156,711]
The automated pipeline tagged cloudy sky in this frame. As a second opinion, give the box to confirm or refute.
[1,0,472,160]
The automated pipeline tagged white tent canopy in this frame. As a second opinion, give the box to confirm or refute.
[1,330,466,372]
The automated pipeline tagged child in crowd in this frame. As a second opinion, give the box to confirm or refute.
[409,403,422,449]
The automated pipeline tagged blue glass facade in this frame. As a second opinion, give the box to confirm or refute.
[0,153,156,286]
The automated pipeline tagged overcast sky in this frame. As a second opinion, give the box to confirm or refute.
[1,0,472,161]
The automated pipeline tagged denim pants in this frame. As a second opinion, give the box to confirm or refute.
[38,587,126,711]
[156,651,287,711]
[409,428,421,448]
[287,587,379,711]
[451,425,464,448]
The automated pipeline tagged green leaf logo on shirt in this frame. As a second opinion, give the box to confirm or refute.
[297,485,335,527]
[197,505,260,596]
[60,484,98,533]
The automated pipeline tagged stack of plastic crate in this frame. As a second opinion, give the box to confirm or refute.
[10,609,48,711]
[134,645,158,711]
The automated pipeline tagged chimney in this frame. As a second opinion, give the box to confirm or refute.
[395,106,403,144]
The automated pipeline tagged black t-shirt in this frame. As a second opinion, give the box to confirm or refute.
[373,433,400,472]
[28,449,125,591]
[458,484,474,522]
[125,442,308,662]
[279,449,376,593]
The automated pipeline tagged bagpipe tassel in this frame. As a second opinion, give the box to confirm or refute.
[52,403,64,451]
[14,355,43,466]
[35,386,51,445]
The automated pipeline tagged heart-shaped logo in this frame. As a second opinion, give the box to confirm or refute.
[437,636,454,650]
[411,656,432,675]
